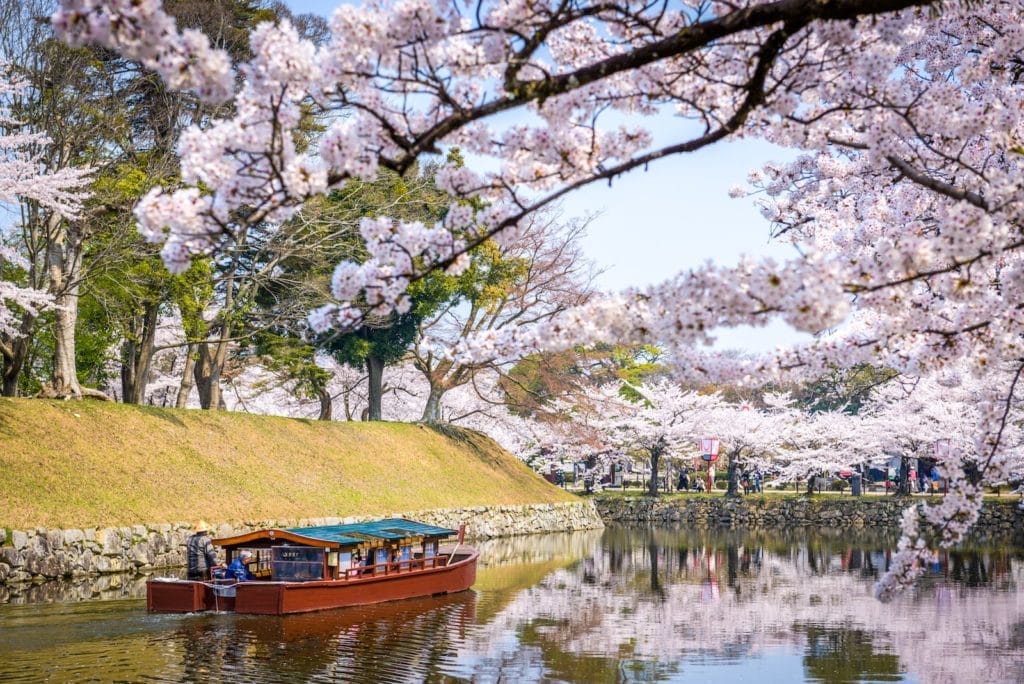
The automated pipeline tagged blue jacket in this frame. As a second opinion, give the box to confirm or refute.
[227,556,255,581]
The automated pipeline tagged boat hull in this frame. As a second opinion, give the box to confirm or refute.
[146,551,477,615]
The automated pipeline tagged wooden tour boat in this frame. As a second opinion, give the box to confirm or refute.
[147,518,478,615]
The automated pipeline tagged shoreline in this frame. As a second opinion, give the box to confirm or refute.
[593,493,1024,542]
[0,501,604,586]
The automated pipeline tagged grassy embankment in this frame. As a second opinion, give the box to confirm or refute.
[0,398,574,529]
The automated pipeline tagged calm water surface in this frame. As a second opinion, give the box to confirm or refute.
[1,526,1022,683]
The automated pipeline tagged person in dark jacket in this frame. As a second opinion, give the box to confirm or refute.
[226,550,255,581]
[186,521,219,581]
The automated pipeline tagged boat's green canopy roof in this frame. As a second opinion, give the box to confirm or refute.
[282,518,457,546]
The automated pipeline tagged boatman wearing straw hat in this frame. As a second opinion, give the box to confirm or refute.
[186,521,219,581]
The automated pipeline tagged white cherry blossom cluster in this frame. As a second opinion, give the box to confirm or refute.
[0,246,52,338]
[124,18,330,273]
[445,254,851,369]
[0,130,90,221]
[0,71,91,220]
[308,216,466,332]
[570,381,728,469]
[51,0,233,103]
[873,505,930,602]
[0,69,90,337]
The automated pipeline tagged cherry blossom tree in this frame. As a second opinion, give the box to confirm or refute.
[48,0,1024,597]
[412,207,597,422]
[859,374,980,495]
[422,370,580,463]
[49,0,941,333]
[857,370,1024,599]
[701,394,802,496]
[766,408,881,490]
[0,67,90,387]
[575,381,724,497]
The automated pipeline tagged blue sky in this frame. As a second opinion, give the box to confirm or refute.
[284,0,811,352]
[556,135,810,352]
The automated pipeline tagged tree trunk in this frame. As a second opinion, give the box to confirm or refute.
[726,544,739,589]
[646,445,662,498]
[648,540,662,595]
[121,302,159,404]
[176,343,196,409]
[726,454,741,497]
[194,341,224,410]
[896,455,912,496]
[1,353,21,396]
[1,319,34,397]
[120,349,135,402]
[421,383,444,422]
[366,354,384,421]
[317,385,332,421]
[46,220,83,399]
[50,298,79,397]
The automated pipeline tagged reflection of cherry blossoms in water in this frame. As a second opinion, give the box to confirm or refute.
[449,527,1024,684]
[1,527,1020,682]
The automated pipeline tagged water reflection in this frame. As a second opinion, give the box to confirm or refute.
[1,526,1022,683]
[170,592,478,682]
[0,572,153,605]
[801,626,901,684]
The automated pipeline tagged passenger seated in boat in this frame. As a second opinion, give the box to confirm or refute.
[352,550,367,576]
[226,550,256,581]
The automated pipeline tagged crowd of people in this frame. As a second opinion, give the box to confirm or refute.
[675,467,763,494]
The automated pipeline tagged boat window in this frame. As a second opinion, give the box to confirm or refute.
[338,551,352,571]
[375,548,389,567]
[271,546,324,582]
[424,541,437,558]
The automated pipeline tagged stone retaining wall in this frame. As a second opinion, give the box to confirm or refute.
[594,495,1024,541]
[0,501,603,585]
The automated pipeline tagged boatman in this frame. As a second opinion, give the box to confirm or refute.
[186,520,219,581]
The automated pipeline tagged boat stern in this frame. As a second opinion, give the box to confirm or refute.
[146,579,237,612]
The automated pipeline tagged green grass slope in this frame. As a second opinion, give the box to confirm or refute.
[0,398,574,529]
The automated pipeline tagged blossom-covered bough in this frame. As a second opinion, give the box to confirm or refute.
[0,68,90,339]
[50,0,1024,598]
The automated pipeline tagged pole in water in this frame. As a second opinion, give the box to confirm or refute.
[450,523,466,560]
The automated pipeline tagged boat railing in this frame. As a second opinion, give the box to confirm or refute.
[338,554,450,580]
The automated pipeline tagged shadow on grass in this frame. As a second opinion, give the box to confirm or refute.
[422,422,504,464]
[0,401,16,438]
[134,403,186,427]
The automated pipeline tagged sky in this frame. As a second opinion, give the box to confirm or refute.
[283,0,812,352]
[556,134,811,352]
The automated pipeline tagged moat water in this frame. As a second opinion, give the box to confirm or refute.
[1,526,1022,683]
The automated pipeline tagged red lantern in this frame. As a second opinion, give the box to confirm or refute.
[699,438,720,462]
